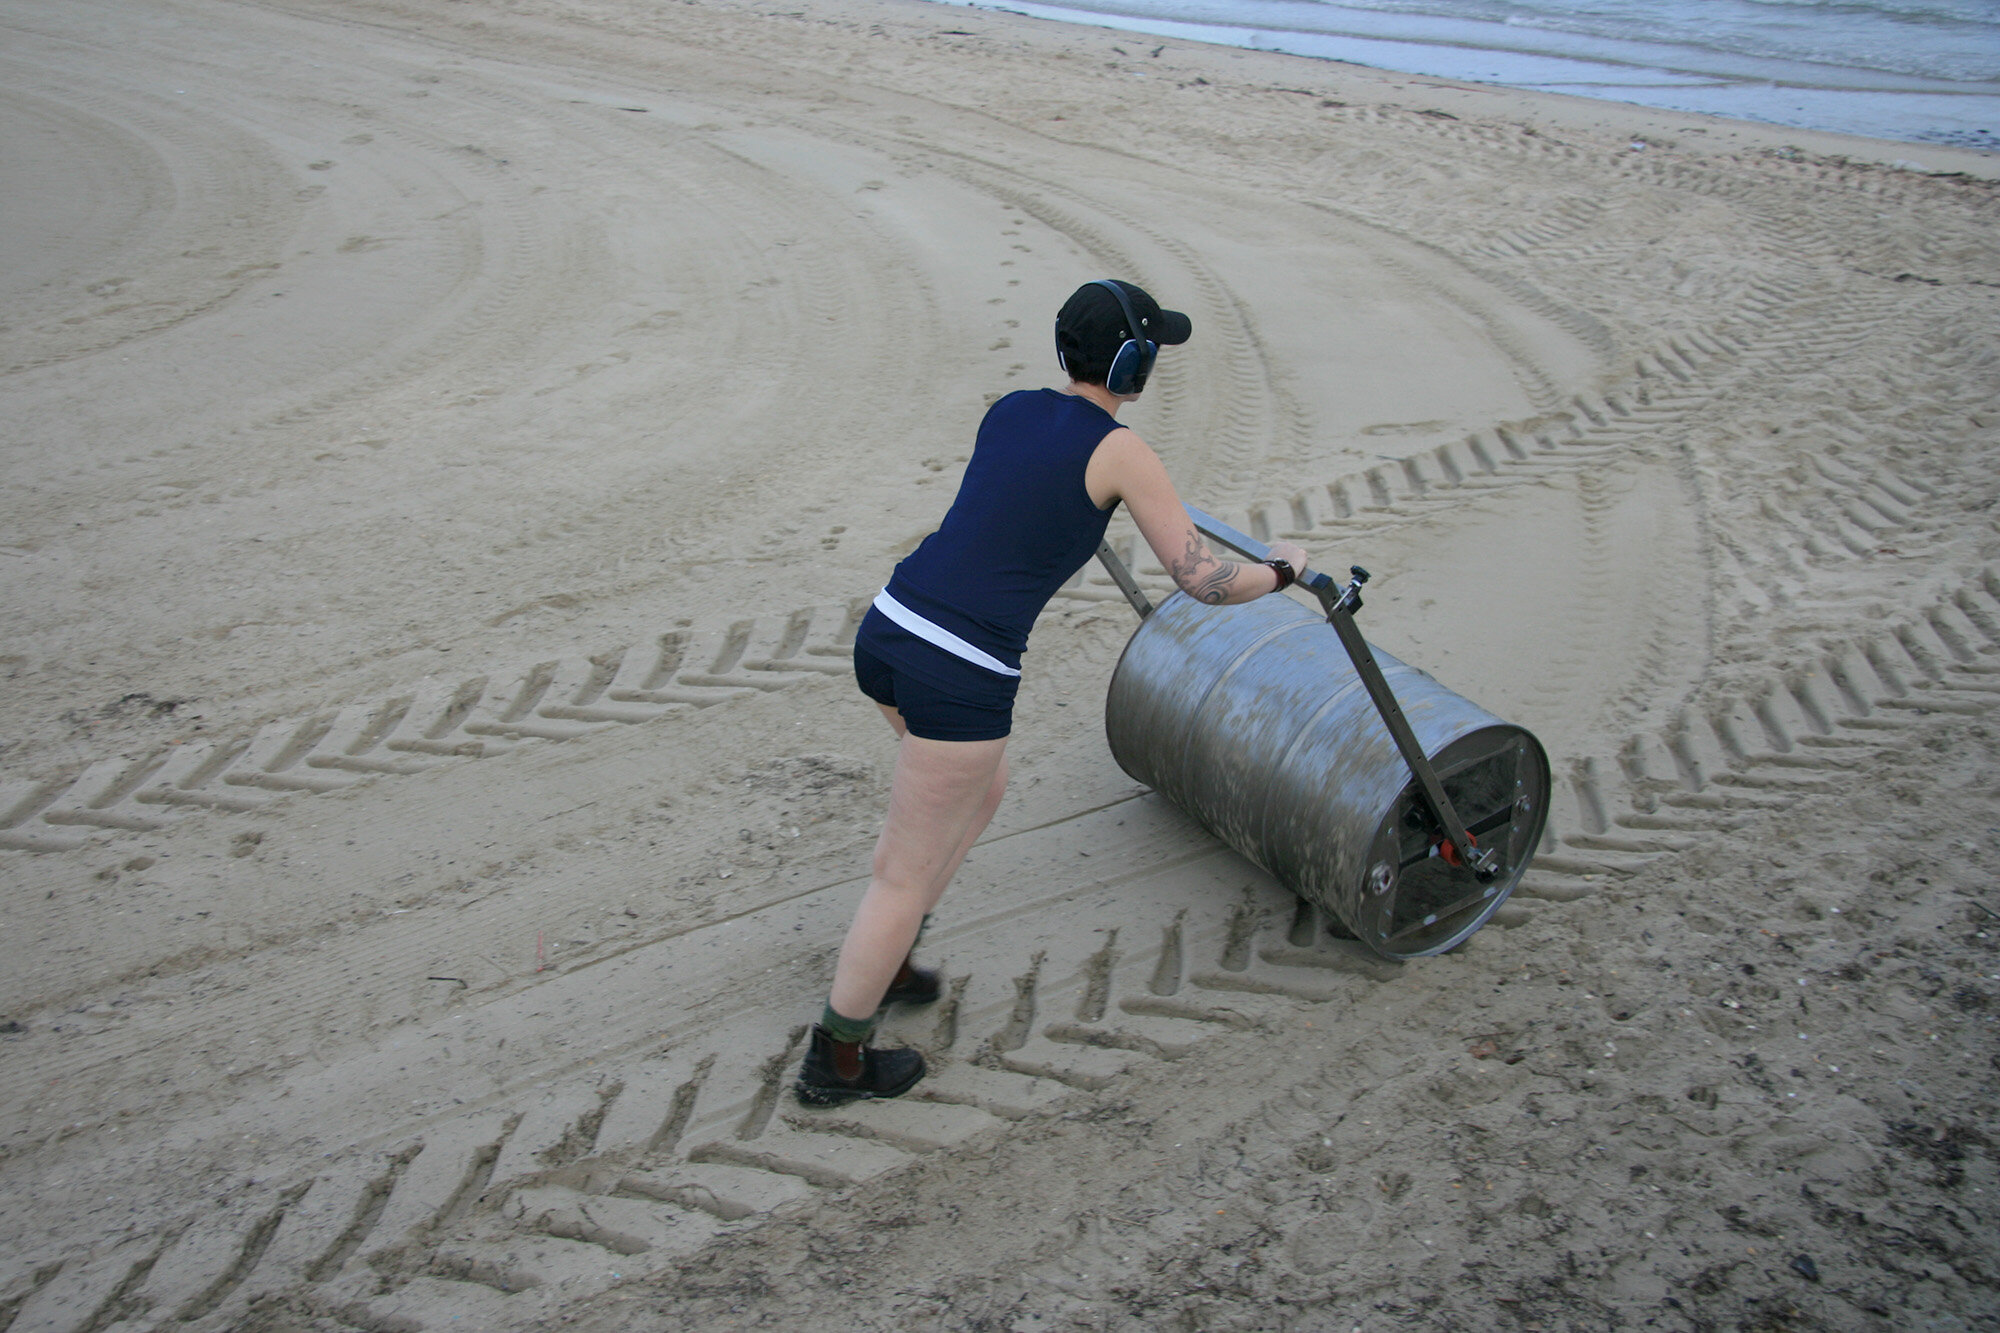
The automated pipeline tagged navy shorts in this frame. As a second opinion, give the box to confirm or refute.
[853,615,1016,742]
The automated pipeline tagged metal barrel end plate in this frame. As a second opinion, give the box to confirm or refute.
[1356,725,1549,957]
[1106,592,1550,960]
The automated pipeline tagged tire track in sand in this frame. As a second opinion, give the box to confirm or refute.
[0,277,1925,855]
[5,262,1994,1321]
[4,604,1995,1330]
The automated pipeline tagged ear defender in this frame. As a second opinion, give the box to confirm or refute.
[1094,279,1157,395]
[1104,337,1152,395]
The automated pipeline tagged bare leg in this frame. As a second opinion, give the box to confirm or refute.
[828,716,1008,1020]
[867,702,1006,916]
[920,749,1007,913]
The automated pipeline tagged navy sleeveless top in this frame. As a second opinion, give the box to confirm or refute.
[880,388,1120,676]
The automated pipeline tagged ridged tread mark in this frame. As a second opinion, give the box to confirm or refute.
[358,1115,522,1280]
[542,1081,621,1173]
[17,642,1995,1321]
[1520,576,2000,900]
[1370,103,2000,284]
[925,973,967,1053]
[9,53,1965,858]
[163,1183,310,1324]
[0,1262,64,1331]
[1149,910,1186,997]
[2,0,964,781]
[11,342,1984,1224]
[640,1056,716,1165]
[306,1145,422,1284]
[9,11,1998,1327]
[1464,195,1605,261]
[1219,888,1264,973]
[1290,120,1771,334]
[66,10,2000,1088]
[275,16,1958,900]
[989,951,1044,1057]
[0,599,869,852]
[1075,930,1118,1024]
[734,1026,808,1142]
[2,1237,163,1333]
[1060,283,1910,610]
[35,1233,168,1333]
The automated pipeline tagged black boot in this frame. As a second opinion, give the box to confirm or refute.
[881,957,941,1007]
[795,1025,926,1107]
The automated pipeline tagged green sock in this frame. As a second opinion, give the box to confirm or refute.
[820,1003,875,1044]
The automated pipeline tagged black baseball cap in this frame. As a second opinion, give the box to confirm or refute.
[1055,280,1193,368]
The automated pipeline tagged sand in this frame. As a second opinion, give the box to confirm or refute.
[1,0,1997,1328]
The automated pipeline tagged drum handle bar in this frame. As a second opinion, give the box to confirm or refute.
[1180,505,1499,882]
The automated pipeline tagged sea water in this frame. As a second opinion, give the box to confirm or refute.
[931,0,2000,149]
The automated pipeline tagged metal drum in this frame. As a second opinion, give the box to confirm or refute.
[1105,590,1550,959]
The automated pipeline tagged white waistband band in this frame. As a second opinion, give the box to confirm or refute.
[872,589,1022,678]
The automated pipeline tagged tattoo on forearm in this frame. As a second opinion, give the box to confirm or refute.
[1168,532,1240,604]
[1192,564,1238,604]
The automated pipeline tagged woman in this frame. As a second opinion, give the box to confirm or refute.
[797,279,1310,1105]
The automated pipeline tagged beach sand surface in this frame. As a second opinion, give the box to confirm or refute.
[0,0,1996,1329]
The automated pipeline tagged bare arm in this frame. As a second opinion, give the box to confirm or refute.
[1084,428,1307,605]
